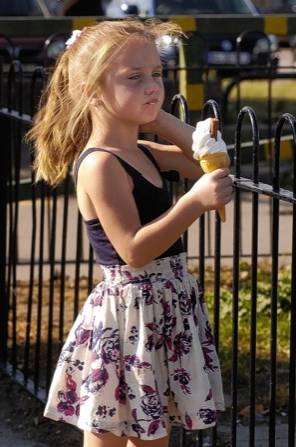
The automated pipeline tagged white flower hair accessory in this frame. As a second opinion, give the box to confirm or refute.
[65,29,83,50]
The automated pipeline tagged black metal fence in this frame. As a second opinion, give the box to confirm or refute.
[0,51,296,447]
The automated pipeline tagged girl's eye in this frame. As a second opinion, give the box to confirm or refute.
[128,72,163,80]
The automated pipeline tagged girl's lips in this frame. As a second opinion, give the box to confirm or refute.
[144,99,159,105]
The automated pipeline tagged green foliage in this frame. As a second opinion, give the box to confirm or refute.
[190,260,292,363]
[189,261,292,406]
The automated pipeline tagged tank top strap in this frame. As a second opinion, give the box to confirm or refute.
[73,147,137,185]
[137,143,162,174]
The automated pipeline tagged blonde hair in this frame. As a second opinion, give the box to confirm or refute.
[25,17,186,187]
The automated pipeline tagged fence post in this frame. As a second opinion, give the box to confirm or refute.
[0,114,9,363]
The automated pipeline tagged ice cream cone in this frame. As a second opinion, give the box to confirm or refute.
[199,151,231,222]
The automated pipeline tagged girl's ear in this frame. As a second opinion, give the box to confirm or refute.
[90,96,103,107]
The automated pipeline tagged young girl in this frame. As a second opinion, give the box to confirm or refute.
[26,18,233,447]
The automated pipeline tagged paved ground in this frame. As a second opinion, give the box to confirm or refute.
[0,423,46,447]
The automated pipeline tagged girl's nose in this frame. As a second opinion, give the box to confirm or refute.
[144,77,160,95]
[144,84,159,95]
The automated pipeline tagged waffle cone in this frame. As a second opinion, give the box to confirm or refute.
[199,152,230,222]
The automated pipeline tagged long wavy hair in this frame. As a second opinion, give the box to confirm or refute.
[25,18,186,186]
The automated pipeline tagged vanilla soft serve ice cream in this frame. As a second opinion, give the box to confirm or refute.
[192,117,227,159]
[191,118,230,222]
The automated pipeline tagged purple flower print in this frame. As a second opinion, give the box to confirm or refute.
[147,419,161,436]
[66,374,77,391]
[115,369,127,404]
[167,331,192,362]
[141,282,155,305]
[95,404,116,418]
[185,412,193,429]
[90,291,104,306]
[82,366,109,393]
[88,321,105,350]
[57,400,75,416]
[145,322,165,350]
[128,325,139,344]
[101,335,120,363]
[172,368,191,394]
[197,285,205,304]
[199,408,217,425]
[202,346,216,372]
[169,257,184,281]
[145,334,155,351]
[75,324,92,345]
[140,385,162,420]
[179,291,192,315]
[131,422,146,436]
[163,280,177,294]
[161,301,177,339]
[56,374,89,417]
[205,389,213,401]
[124,354,152,372]
[190,287,198,327]
[204,320,215,345]
[66,388,78,404]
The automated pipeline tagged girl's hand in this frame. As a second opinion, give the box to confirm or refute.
[139,109,166,134]
[187,168,233,212]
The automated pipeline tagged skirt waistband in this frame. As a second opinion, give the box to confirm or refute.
[99,252,188,286]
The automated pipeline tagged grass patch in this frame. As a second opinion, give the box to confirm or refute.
[189,260,292,410]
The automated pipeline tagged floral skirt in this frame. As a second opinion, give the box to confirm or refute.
[43,252,225,441]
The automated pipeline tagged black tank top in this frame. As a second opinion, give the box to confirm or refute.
[73,144,184,265]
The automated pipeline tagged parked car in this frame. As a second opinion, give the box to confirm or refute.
[103,0,279,70]
[257,1,296,13]
[103,0,260,16]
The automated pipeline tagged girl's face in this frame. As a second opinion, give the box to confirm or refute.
[99,37,165,125]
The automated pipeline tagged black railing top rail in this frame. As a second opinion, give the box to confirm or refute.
[235,106,260,182]
[274,113,296,192]
[30,66,46,115]
[7,59,23,114]
[171,93,189,123]
[201,99,221,124]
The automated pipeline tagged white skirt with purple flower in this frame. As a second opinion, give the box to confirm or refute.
[43,252,225,441]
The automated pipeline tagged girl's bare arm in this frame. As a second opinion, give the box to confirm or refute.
[140,109,197,163]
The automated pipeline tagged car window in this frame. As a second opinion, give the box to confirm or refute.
[155,0,254,14]
[0,0,43,16]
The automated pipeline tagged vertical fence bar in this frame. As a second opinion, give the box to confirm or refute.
[8,60,24,374]
[0,115,10,364]
[46,188,57,394]
[274,114,296,447]
[231,108,244,446]
[269,116,282,447]
[59,173,70,350]
[170,94,190,254]
[247,108,260,447]
[23,140,37,384]
[87,244,94,294]
[24,67,45,384]
[34,181,46,393]
[74,211,83,320]
[289,115,296,447]
[202,99,222,447]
